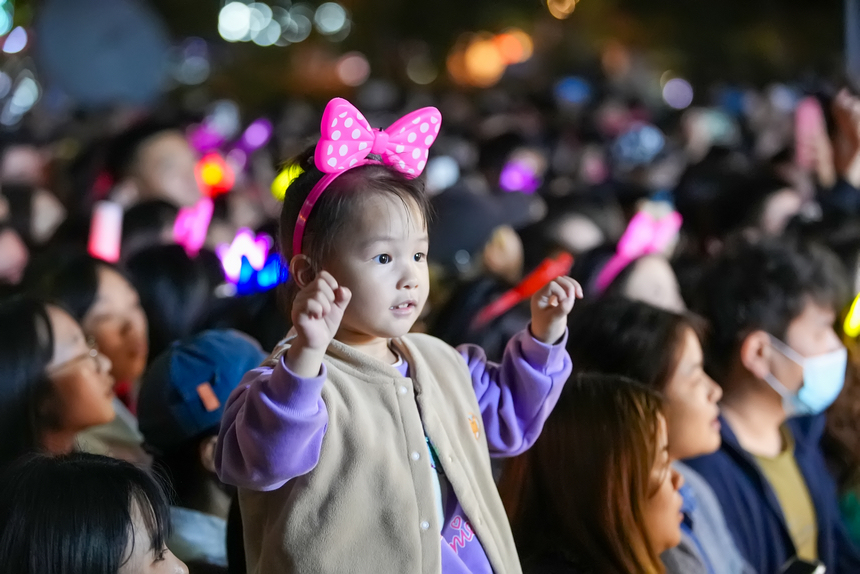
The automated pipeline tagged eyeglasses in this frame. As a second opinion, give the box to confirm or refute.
[46,338,105,375]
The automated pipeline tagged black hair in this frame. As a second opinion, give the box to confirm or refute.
[0,452,172,574]
[570,243,637,298]
[1,182,35,245]
[105,120,181,182]
[120,199,180,261]
[125,244,221,361]
[28,251,106,322]
[152,431,227,512]
[278,146,431,300]
[693,238,848,381]
[567,297,704,392]
[0,298,54,469]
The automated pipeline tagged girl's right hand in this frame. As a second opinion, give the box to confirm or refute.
[287,271,351,377]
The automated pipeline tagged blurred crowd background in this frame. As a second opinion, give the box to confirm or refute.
[4,0,860,572]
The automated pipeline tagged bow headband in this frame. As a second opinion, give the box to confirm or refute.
[292,97,442,256]
[594,209,682,293]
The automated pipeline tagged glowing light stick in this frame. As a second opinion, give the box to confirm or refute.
[88,201,123,263]
[236,252,289,295]
[216,228,272,283]
[173,197,214,257]
[271,163,305,200]
[470,252,575,331]
[195,152,235,198]
[844,292,860,337]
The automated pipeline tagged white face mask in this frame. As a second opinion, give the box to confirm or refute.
[764,335,848,417]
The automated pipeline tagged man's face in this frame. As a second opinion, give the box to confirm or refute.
[772,298,842,393]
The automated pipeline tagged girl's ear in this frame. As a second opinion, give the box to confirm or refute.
[289,254,316,288]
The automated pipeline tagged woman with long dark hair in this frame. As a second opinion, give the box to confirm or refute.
[500,373,684,574]
[0,298,115,470]
[565,298,752,574]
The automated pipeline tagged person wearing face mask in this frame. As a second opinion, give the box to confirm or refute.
[686,238,860,574]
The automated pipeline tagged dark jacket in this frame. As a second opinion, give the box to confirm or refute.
[685,414,860,574]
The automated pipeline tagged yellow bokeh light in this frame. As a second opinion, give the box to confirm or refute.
[844,293,860,337]
[547,0,576,20]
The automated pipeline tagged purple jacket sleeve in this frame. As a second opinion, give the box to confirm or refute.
[214,357,328,491]
[458,327,571,458]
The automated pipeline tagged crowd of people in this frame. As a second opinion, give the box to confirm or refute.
[3,47,860,574]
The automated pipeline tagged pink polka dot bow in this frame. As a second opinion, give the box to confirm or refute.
[314,97,442,178]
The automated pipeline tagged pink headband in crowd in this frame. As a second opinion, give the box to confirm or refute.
[292,97,442,256]
[594,209,682,293]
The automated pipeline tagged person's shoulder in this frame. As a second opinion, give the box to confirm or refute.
[786,414,827,448]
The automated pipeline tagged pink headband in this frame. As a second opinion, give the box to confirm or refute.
[292,97,442,256]
[595,209,682,293]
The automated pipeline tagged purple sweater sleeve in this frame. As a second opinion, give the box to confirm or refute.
[215,357,328,491]
[458,327,571,458]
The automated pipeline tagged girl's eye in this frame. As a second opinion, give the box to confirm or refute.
[373,254,392,264]
[414,253,426,262]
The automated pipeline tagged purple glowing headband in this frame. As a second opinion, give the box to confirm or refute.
[292,97,442,256]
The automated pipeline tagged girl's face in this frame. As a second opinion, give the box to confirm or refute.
[323,193,430,344]
[663,328,723,459]
[623,255,685,313]
[119,501,188,574]
[82,267,149,384]
[642,415,684,554]
[45,305,116,434]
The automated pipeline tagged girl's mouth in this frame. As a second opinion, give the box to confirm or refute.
[390,301,417,315]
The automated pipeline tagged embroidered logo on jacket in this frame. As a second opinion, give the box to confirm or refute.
[448,516,475,553]
[468,414,481,440]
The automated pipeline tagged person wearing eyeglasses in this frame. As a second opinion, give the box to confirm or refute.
[0,297,116,470]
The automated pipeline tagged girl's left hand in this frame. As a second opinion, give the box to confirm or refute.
[530,276,583,344]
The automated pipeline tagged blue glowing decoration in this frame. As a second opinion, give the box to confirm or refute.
[235,252,289,295]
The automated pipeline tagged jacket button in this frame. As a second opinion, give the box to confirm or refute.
[411,451,420,461]
[420,521,430,531]
[399,386,408,395]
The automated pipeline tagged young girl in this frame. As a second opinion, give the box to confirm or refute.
[499,373,684,574]
[215,98,580,573]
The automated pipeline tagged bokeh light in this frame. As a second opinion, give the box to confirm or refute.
[337,52,371,87]
[195,153,235,197]
[425,156,460,194]
[253,20,282,46]
[555,76,592,105]
[3,26,27,54]
[662,78,694,109]
[547,0,577,20]
[281,5,313,43]
[0,5,12,37]
[463,38,506,88]
[218,2,252,42]
[314,3,348,35]
[406,55,438,85]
